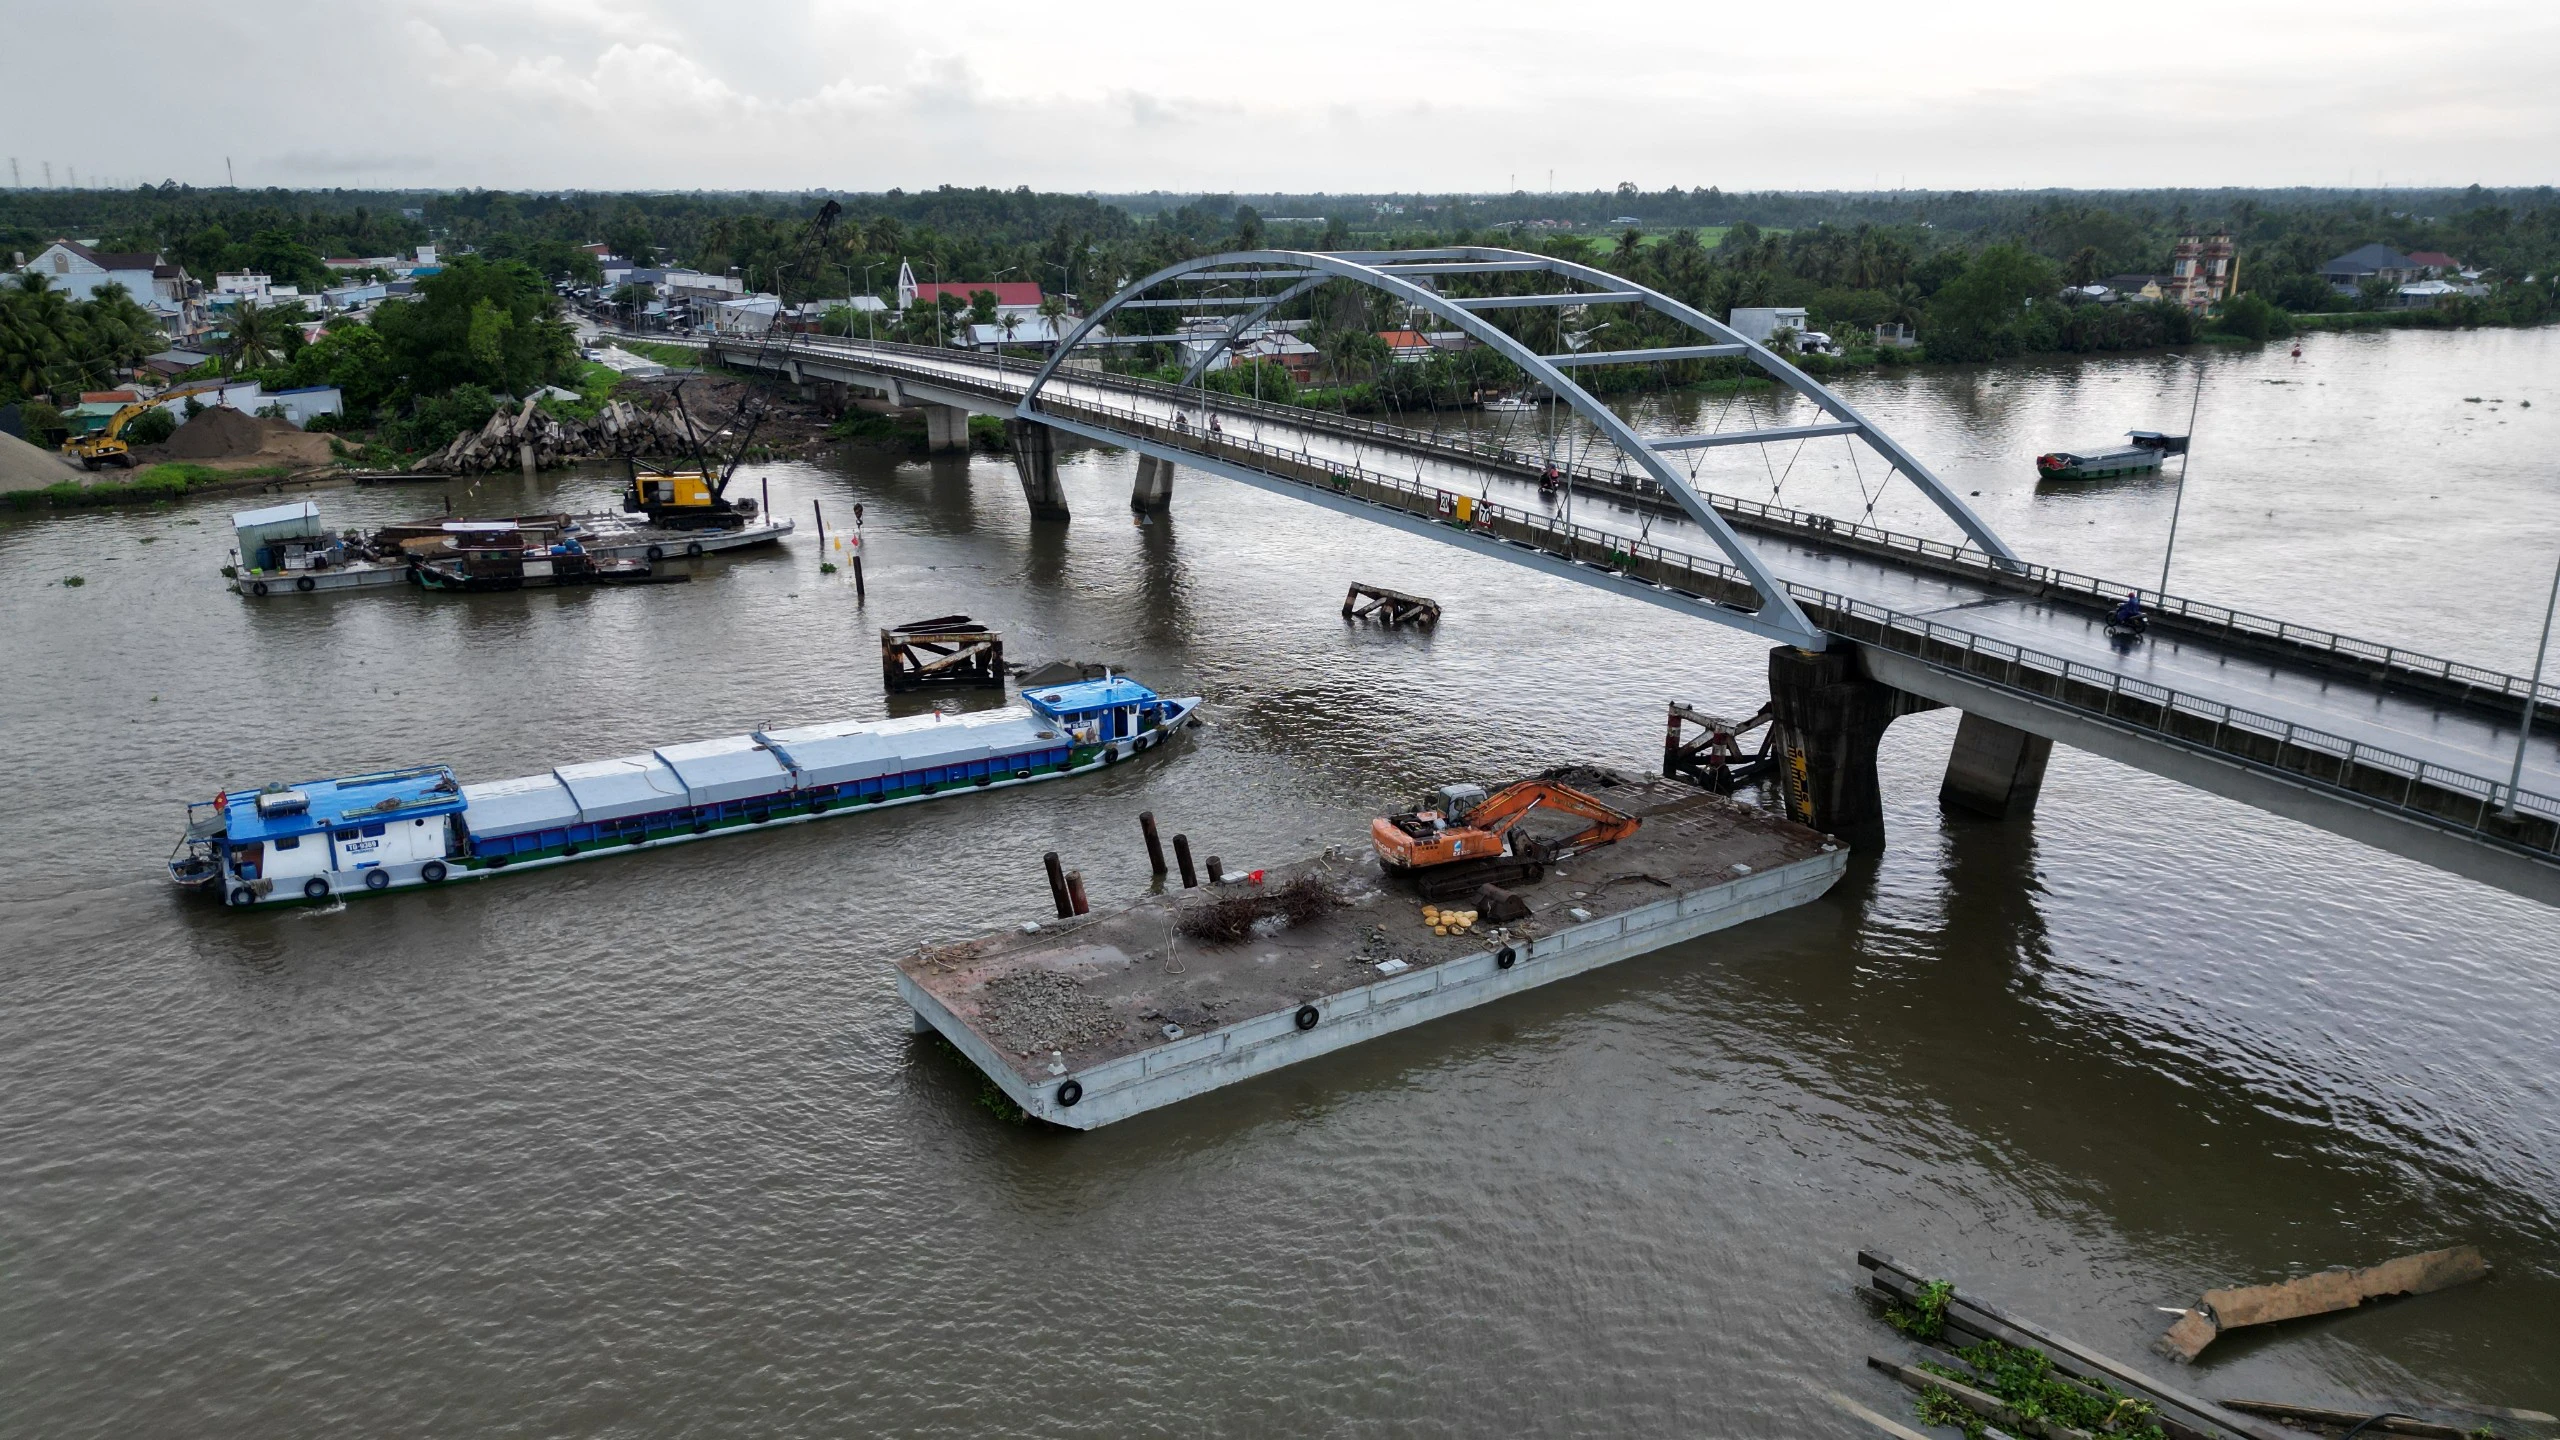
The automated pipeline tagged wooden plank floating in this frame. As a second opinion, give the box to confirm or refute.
[881,614,1006,693]
[2215,1401,2472,1438]
[1868,1354,2100,1440]
[2158,1246,2490,1362]
[1858,1251,2289,1440]
[1341,582,1441,627]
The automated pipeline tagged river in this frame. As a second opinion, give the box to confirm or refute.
[3,325,2556,1434]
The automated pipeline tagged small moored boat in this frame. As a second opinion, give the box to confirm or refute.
[174,675,1204,908]
[2035,434,2171,481]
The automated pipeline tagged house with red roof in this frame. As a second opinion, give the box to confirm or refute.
[895,260,1043,317]
[1376,329,1435,363]
[2405,251,2462,277]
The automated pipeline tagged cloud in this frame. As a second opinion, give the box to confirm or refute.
[15,0,2560,191]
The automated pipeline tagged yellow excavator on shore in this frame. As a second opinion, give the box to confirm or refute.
[61,403,154,470]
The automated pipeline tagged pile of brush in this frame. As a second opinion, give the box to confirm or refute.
[1177,874,1338,944]
[410,394,702,474]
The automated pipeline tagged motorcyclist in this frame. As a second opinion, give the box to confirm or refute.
[2112,591,2145,628]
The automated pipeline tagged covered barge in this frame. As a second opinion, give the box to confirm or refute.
[172,676,1200,907]
[898,772,1844,1129]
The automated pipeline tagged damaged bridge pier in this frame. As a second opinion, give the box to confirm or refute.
[1767,640,2055,848]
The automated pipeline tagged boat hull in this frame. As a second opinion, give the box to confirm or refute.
[206,697,1203,908]
[2035,449,2165,482]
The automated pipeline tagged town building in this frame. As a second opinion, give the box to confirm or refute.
[18,240,202,339]
[895,261,1043,318]
[2162,233,2235,311]
[1376,329,1436,363]
[2405,250,2462,278]
[2321,244,2418,292]
[1726,306,1810,344]
[966,316,1073,351]
[2095,274,2168,302]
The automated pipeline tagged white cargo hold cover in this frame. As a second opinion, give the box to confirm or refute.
[654,734,795,807]
[759,707,1057,789]
[462,772,582,838]
[554,753,689,822]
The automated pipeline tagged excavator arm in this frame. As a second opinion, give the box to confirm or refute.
[1371,779,1638,885]
[1469,781,1640,859]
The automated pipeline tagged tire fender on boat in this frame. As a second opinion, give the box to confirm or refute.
[646,544,665,561]
[685,540,704,558]
[295,576,316,592]
[250,581,269,596]
[302,877,331,901]
[1294,1005,1320,1031]
[1056,1079,1083,1107]
[421,861,448,884]
[1496,945,1518,970]
[228,886,256,907]
[364,869,391,891]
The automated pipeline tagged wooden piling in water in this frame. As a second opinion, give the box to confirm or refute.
[1139,812,1168,874]
[1042,851,1072,918]
[1064,870,1090,915]
[1205,855,1225,884]
[1173,834,1198,888]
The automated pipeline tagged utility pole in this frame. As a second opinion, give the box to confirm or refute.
[226,156,236,188]
[7,159,16,188]
[2502,548,2560,817]
[43,161,52,187]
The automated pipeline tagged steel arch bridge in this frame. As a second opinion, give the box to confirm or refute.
[1017,246,2020,650]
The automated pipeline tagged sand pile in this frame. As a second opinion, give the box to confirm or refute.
[0,429,76,492]
[163,406,269,459]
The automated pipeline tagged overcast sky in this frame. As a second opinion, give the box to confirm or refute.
[14,0,2558,194]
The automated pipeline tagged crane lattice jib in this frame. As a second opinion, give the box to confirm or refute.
[1016,248,2022,651]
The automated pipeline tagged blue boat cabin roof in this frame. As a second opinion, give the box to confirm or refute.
[1025,677,1159,718]
[224,764,466,842]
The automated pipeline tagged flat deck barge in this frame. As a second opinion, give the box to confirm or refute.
[899,773,1845,1129]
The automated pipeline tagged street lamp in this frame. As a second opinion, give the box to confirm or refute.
[2502,547,2560,818]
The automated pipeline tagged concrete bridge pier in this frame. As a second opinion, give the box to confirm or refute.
[1009,419,1071,521]
[1768,642,1939,849]
[1938,712,2054,819]
[924,404,972,453]
[1131,455,1176,512]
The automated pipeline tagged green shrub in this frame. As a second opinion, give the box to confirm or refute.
[123,407,178,446]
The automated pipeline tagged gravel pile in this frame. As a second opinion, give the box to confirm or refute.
[0,430,75,492]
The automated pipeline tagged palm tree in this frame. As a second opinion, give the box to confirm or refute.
[1882,283,1925,330]
[2064,247,2101,287]
[1614,228,1643,263]
[1037,293,1068,350]
[223,299,281,374]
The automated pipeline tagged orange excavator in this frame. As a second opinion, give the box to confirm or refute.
[1371,779,1639,899]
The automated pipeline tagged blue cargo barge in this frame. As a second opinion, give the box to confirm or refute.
[170,677,1202,908]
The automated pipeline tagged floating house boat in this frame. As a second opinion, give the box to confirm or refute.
[171,676,1203,907]
[228,500,412,596]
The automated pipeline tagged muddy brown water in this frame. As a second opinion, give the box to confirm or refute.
[4,327,2557,1435]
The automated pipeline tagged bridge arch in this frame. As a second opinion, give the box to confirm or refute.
[1019,248,2019,649]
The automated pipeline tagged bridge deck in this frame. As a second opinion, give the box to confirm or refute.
[676,332,2560,890]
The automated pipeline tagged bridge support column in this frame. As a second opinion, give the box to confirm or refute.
[1009,418,1071,521]
[1131,454,1176,512]
[1938,712,2053,820]
[924,404,971,452]
[1769,642,1938,850]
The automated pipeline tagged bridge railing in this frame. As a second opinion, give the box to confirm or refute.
[662,326,2560,718]
[1046,398,2559,861]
